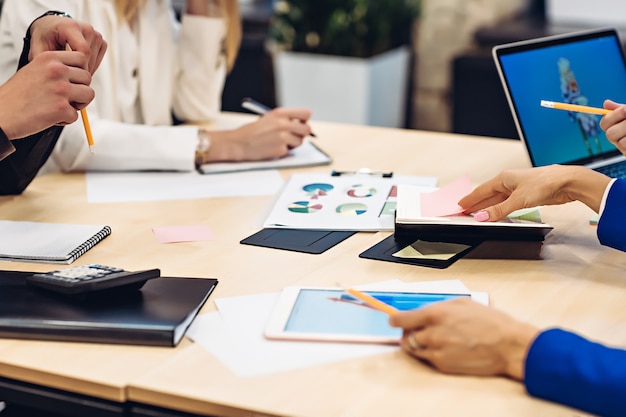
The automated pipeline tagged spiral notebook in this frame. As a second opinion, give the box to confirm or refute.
[0,221,111,264]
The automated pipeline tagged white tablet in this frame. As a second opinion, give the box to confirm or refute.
[264,286,489,344]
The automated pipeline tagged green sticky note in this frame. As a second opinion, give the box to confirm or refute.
[392,240,471,261]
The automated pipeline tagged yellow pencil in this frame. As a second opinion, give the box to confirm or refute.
[540,100,610,116]
[346,288,399,316]
[65,44,94,153]
[80,108,94,153]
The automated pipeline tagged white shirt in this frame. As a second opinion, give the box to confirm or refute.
[0,0,227,172]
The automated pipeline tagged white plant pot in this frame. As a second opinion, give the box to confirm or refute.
[273,46,411,128]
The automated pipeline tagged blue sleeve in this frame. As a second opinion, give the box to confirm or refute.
[525,328,626,417]
[597,178,626,252]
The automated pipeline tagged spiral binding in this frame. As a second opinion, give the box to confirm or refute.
[66,226,112,262]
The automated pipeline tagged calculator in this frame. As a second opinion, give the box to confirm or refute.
[25,264,161,295]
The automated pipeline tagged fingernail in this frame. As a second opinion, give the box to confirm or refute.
[474,211,490,222]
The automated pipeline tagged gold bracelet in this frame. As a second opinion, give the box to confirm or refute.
[195,129,211,168]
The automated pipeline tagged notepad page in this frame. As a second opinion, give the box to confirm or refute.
[0,221,111,263]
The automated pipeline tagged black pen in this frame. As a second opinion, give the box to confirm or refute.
[241,97,317,138]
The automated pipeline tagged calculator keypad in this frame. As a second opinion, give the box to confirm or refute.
[26,264,160,295]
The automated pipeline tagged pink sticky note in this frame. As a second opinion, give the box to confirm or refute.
[152,225,215,244]
[420,174,472,217]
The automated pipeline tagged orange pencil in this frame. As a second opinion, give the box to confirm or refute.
[346,288,399,316]
[65,44,94,153]
[540,100,610,116]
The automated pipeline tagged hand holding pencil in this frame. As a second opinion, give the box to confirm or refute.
[599,99,626,154]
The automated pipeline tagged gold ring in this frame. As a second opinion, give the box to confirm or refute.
[407,331,421,350]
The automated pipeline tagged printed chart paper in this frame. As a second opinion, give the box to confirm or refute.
[263,173,438,231]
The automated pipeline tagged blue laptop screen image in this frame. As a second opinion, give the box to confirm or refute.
[496,31,626,168]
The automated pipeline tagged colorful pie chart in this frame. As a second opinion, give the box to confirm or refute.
[347,185,376,198]
[303,183,334,198]
[288,201,323,214]
[336,203,367,216]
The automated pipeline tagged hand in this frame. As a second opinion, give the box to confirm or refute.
[28,15,107,74]
[458,165,611,221]
[388,298,539,380]
[600,99,626,155]
[0,51,94,139]
[202,107,312,162]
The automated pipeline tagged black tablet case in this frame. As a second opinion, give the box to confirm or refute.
[240,228,355,254]
[360,232,549,269]
[0,270,218,347]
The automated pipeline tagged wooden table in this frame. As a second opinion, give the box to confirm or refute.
[2,115,623,416]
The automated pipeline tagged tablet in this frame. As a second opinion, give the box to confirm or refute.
[264,286,489,344]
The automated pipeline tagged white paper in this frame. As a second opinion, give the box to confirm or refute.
[262,173,437,231]
[86,170,284,203]
[186,279,469,377]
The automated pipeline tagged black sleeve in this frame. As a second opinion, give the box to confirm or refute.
[0,14,65,195]
[0,127,62,195]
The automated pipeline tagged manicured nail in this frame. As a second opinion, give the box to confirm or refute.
[474,211,490,222]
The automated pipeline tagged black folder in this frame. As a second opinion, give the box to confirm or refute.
[0,270,218,347]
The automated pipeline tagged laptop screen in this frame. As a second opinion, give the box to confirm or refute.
[494,29,626,167]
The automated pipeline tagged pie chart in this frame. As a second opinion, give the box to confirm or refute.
[347,185,376,198]
[288,201,323,214]
[303,183,334,198]
[336,203,367,216]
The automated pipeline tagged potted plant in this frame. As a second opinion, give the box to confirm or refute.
[269,0,421,128]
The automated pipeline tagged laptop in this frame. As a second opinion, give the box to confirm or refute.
[493,28,626,178]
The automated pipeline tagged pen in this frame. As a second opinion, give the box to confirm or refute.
[241,97,317,138]
[345,288,399,316]
[65,44,95,153]
[331,168,393,178]
[540,100,610,116]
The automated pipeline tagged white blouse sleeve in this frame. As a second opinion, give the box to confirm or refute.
[173,14,228,122]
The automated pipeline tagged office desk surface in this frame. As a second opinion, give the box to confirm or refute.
[2,117,624,416]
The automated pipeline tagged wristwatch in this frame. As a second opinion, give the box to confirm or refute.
[0,127,16,161]
[195,129,212,168]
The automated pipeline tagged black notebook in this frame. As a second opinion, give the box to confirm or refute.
[0,270,218,347]
[0,221,111,264]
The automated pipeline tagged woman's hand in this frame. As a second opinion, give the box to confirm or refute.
[458,165,610,221]
[202,107,312,162]
[388,298,539,380]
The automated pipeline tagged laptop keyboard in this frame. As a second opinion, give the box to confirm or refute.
[595,160,626,179]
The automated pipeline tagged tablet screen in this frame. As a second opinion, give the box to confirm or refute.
[284,289,469,338]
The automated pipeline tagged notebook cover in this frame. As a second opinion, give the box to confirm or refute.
[0,271,218,347]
